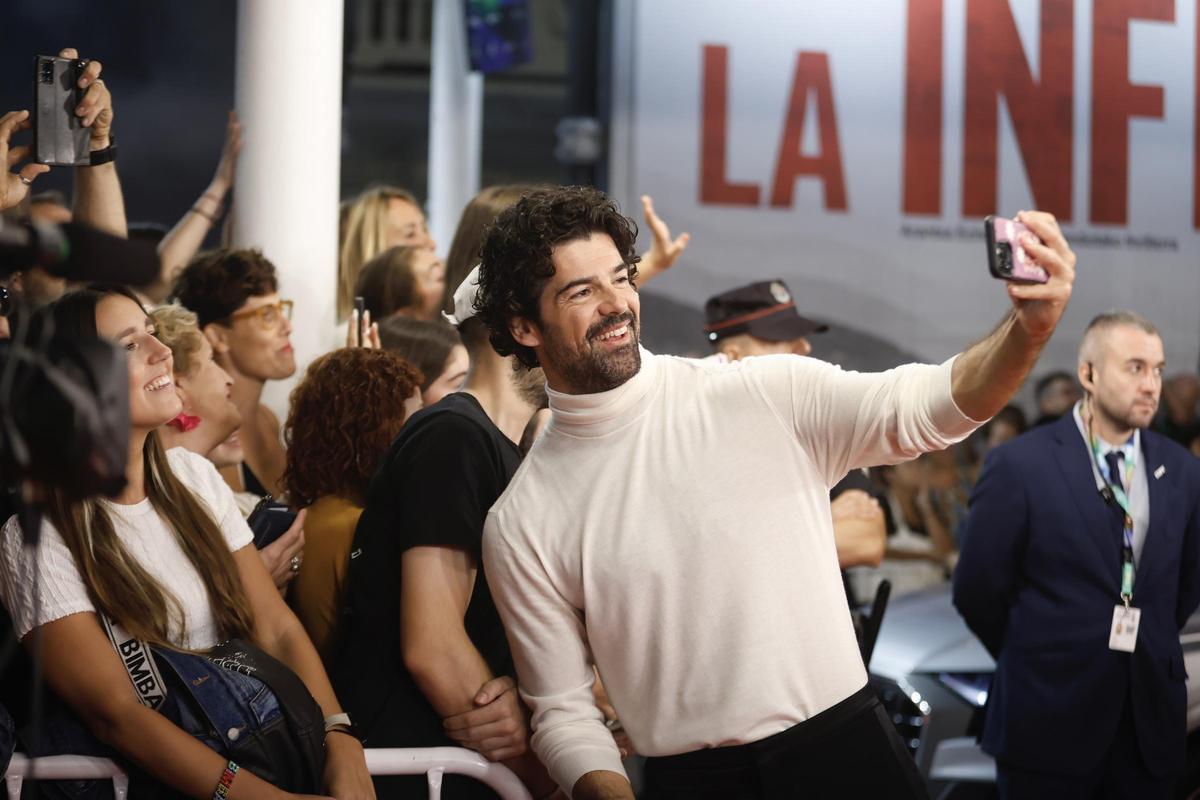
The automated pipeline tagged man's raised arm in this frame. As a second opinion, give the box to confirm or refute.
[951,211,1076,421]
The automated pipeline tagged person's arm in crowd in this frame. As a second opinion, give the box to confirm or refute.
[0,110,50,211]
[344,308,380,349]
[634,195,689,286]
[949,211,1075,421]
[401,546,557,795]
[150,112,241,301]
[232,543,375,800]
[830,489,886,568]
[64,49,127,238]
[1175,457,1200,628]
[33,612,318,800]
[951,448,1027,658]
[482,526,631,800]
[914,486,958,567]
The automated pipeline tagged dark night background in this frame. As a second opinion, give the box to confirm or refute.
[0,1,914,364]
[0,1,569,231]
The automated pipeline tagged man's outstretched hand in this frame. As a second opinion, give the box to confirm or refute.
[1004,210,1075,343]
[636,194,690,285]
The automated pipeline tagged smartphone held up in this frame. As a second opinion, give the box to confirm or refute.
[34,55,91,167]
[354,295,366,347]
[985,215,1049,285]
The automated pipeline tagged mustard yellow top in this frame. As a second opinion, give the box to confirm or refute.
[289,494,362,665]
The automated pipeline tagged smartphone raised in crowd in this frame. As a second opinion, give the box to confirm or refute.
[354,296,366,347]
[33,55,91,167]
[984,215,1049,284]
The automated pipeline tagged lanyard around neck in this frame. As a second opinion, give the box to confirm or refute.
[1089,435,1136,514]
[1086,407,1137,604]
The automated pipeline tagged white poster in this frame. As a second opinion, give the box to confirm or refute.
[610,0,1199,376]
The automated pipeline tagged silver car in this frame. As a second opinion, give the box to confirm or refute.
[868,585,1200,799]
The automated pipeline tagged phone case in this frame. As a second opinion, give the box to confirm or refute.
[984,215,1048,284]
[34,55,91,167]
[247,495,298,550]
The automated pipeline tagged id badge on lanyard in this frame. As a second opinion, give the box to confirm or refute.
[1093,435,1140,653]
[1110,512,1139,653]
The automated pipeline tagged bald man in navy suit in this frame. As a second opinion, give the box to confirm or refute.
[955,310,1200,799]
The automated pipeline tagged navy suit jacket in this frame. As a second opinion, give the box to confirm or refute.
[953,413,1200,778]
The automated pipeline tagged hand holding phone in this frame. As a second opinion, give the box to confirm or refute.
[985,215,1049,284]
[354,296,367,347]
[247,495,299,550]
[34,55,90,166]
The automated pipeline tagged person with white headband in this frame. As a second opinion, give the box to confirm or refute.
[330,267,557,799]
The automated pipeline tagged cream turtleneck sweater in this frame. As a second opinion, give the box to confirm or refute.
[483,349,980,795]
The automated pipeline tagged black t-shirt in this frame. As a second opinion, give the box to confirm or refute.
[331,393,522,756]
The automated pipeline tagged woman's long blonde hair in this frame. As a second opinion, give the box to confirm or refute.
[43,287,255,650]
[338,185,420,321]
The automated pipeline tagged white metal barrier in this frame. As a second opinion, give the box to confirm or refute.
[4,755,128,800]
[365,747,533,800]
[3,747,534,800]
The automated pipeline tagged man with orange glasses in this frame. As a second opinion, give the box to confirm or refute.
[171,248,296,500]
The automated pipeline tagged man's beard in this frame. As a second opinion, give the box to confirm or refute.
[1095,392,1157,432]
[545,311,641,395]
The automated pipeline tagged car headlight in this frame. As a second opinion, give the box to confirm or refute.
[937,672,991,709]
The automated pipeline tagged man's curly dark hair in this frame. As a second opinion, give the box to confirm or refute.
[473,186,640,369]
[282,348,423,508]
[170,249,279,328]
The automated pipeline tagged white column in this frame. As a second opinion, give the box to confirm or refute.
[234,0,344,417]
[427,0,483,249]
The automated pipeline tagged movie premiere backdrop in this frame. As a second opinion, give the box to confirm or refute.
[608,0,1199,374]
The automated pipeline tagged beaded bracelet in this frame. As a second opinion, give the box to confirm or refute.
[213,760,239,800]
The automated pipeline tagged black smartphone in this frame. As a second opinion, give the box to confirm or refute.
[354,295,366,347]
[33,55,91,167]
[246,495,298,550]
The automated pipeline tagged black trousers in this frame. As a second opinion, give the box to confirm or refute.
[642,685,930,800]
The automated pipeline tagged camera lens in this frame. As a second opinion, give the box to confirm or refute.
[995,243,1012,275]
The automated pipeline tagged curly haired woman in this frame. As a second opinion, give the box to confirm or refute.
[283,348,423,662]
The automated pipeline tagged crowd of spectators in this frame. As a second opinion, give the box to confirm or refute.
[0,44,1198,800]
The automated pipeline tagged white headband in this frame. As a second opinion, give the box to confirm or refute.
[442,264,481,328]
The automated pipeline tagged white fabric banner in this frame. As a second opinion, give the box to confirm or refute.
[610,0,1199,374]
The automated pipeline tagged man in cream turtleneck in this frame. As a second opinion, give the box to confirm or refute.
[473,187,1077,800]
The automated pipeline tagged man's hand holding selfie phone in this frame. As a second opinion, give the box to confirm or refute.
[993,210,1076,343]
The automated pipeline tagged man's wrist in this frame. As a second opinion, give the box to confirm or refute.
[89,135,111,152]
